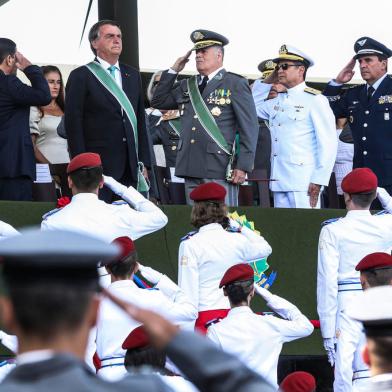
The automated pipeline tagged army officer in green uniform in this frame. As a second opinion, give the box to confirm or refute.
[151,30,259,206]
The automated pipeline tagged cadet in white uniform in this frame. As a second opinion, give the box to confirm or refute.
[317,168,392,392]
[207,263,313,389]
[178,182,272,333]
[252,45,337,208]
[41,153,168,243]
[97,236,197,381]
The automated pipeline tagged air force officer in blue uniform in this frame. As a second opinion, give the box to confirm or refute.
[323,37,392,197]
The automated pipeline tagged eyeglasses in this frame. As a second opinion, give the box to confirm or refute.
[275,63,300,71]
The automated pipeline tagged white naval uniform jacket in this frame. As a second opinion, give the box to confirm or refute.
[96,277,197,381]
[317,210,392,339]
[0,220,19,240]
[252,81,337,191]
[207,297,313,389]
[40,190,168,242]
[178,223,272,312]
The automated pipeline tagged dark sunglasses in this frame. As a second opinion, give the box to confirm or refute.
[275,63,300,71]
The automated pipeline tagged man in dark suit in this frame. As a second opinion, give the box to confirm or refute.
[0,38,51,201]
[151,30,259,206]
[323,37,392,198]
[65,20,150,202]
[0,230,274,392]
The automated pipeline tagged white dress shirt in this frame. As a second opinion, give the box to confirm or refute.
[97,56,122,87]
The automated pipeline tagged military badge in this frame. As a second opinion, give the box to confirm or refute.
[385,112,390,121]
[357,38,367,47]
[180,256,189,265]
[226,98,231,104]
[193,31,205,41]
[349,115,354,123]
[279,44,288,54]
[219,97,226,105]
[211,106,222,116]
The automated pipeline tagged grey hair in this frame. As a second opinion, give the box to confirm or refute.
[147,70,163,104]
[88,20,121,55]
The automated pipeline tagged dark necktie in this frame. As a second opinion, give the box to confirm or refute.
[367,85,375,101]
[198,75,208,94]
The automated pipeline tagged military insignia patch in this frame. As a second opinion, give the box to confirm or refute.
[193,31,205,41]
[357,38,367,47]
[279,44,288,54]
[211,106,222,116]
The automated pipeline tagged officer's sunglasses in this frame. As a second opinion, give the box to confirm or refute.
[275,63,301,71]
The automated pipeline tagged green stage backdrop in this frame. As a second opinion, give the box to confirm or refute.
[0,201,348,355]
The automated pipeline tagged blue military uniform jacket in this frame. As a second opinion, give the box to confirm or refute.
[151,69,259,180]
[323,75,392,187]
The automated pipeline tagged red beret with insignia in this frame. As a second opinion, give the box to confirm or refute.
[356,252,392,271]
[219,263,254,288]
[122,326,149,350]
[341,168,378,194]
[67,152,102,174]
[280,371,316,392]
[112,236,136,261]
[190,182,226,202]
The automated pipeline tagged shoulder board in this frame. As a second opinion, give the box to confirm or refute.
[321,217,342,227]
[42,208,61,220]
[227,71,245,79]
[112,200,128,205]
[304,87,321,95]
[180,230,198,242]
[226,226,242,233]
[374,210,390,216]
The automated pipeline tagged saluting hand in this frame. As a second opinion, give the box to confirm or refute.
[308,183,321,208]
[335,58,356,84]
[171,50,192,73]
[14,51,32,71]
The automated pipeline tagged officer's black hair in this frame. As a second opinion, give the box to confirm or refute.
[88,20,121,56]
[6,281,96,339]
[350,191,377,208]
[369,336,392,373]
[362,268,392,288]
[105,251,138,278]
[124,346,167,370]
[69,166,103,192]
[224,278,254,306]
[0,38,16,64]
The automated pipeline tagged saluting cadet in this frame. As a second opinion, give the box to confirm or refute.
[41,152,167,244]
[347,285,392,392]
[323,37,392,200]
[207,264,313,390]
[317,168,392,392]
[151,29,259,206]
[178,182,272,333]
[252,45,337,208]
[96,236,197,381]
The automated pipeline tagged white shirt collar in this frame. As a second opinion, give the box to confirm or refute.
[71,193,99,202]
[97,56,120,72]
[228,306,252,316]
[287,81,307,95]
[198,223,225,233]
[200,66,224,83]
[346,210,371,218]
[371,372,392,382]
[109,279,138,289]
[17,349,54,365]
[368,73,387,91]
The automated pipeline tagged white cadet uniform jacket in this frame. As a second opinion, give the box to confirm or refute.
[207,293,313,389]
[178,222,272,313]
[317,210,392,392]
[0,221,19,240]
[252,81,337,191]
[41,184,168,242]
[96,276,197,381]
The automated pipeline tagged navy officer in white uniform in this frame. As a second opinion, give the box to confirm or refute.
[317,168,392,392]
[207,263,313,390]
[252,45,337,208]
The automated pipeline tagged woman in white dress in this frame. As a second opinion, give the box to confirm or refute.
[30,65,69,164]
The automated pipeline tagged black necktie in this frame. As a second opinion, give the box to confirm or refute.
[198,75,208,94]
[367,85,375,101]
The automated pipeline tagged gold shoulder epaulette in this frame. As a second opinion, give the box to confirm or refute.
[304,87,321,95]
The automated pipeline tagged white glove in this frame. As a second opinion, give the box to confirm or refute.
[323,337,336,367]
[138,264,163,285]
[103,175,127,196]
[229,218,242,231]
[377,187,392,212]
[254,284,274,302]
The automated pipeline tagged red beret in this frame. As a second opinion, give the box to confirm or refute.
[280,371,316,392]
[356,252,392,271]
[341,168,378,194]
[67,153,102,174]
[122,326,149,350]
[219,263,254,288]
[190,182,226,202]
[112,236,136,261]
